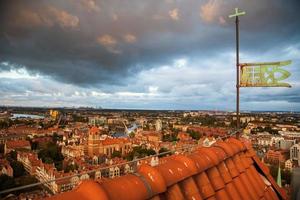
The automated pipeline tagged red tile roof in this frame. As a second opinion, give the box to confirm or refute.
[6,140,30,149]
[46,137,286,200]
[187,126,228,137]
[101,138,129,145]
[89,126,101,135]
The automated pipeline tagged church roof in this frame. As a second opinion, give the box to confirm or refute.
[89,126,100,135]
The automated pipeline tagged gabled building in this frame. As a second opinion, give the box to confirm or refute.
[285,159,293,171]
[0,159,13,177]
[87,127,131,157]
[177,132,192,141]
[290,143,300,161]
[265,149,288,165]
[17,152,40,175]
[4,140,31,154]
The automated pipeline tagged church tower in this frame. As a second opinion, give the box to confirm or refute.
[87,126,101,156]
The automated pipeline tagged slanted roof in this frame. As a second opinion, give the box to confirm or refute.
[89,126,101,135]
[6,140,30,149]
[47,137,287,200]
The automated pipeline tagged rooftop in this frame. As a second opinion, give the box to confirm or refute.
[46,137,287,200]
[89,126,101,135]
[101,138,130,145]
[5,140,30,148]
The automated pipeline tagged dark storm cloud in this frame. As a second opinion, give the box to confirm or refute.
[242,90,300,103]
[0,0,299,87]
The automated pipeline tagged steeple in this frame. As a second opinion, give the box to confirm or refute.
[277,163,282,187]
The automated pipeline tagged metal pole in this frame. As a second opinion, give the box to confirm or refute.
[236,16,240,133]
[229,8,245,137]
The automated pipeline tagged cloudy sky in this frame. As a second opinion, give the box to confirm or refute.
[0,0,299,111]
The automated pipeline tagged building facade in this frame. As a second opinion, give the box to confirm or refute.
[87,127,132,157]
[290,143,300,161]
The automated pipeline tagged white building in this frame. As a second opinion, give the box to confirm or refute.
[277,139,296,150]
[89,117,106,126]
[271,136,284,147]
[35,163,59,194]
[290,143,300,161]
[155,119,162,131]
[95,170,102,179]
[150,156,159,167]
[61,145,84,158]
[109,166,120,178]
[257,137,272,146]
[202,137,216,147]
[240,116,255,124]
[124,164,134,174]
[17,152,40,175]
[285,159,293,171]
[35,163,81,194]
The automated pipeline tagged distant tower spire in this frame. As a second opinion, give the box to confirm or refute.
[277,163,282,187]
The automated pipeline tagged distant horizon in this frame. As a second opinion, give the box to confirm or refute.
[1,105,299,113]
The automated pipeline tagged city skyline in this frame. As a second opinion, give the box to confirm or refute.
[0,0,299,111]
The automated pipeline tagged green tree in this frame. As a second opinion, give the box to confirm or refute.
[64,164,78,173]
[158,147,171,158]
[38,149,51,163]
[147,149,156,156]
[38,121,44,128]
[0,119,13,129]
[38,142,64,170]
[5,150,17,163]
[269,165,278,180]
[129,132,135,138]
[44,157,54,164]
[18,175,38,186]
[125,146,156,161]
[282,169,291,185]
[55,161,63,171]
[0,144,4,154]
[187,130,201,140]
[162,133,178,142]
[30,141,39,150]
[10,161,25,177]
[52,132,62,143]
[111,151,122,158]
[0,174,15,191]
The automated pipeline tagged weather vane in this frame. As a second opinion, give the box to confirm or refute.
[229,8,246,18]
[228,8,292,137]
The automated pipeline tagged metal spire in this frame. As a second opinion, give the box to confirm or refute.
[277,163,282,187]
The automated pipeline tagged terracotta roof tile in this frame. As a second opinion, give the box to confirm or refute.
[206,166,225,191]
[6,140,30,149]
[188,154,213,172]
[224,182,242,200]
[100,174,149,200]
[89,126,101,135]
[165,184,185,200]
[138,164,166,195]
[46,137,287,200]
[155,159,192,186]
[215,189,231,200]
[213,141,235,157]
[194,171,215,198]
[178,177,202,200]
